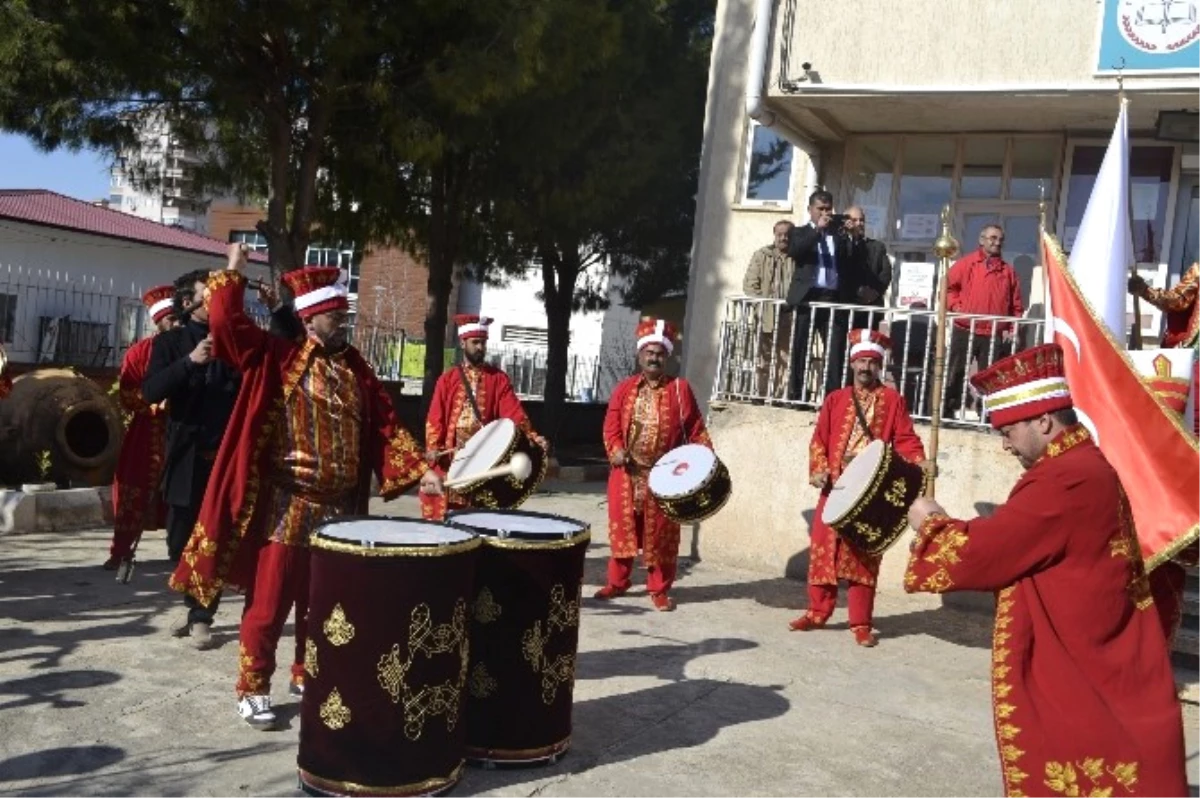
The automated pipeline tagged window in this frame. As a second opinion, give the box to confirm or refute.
[229,230,269,252]
[306,243,360,294]
[895,138,956,240]
[741,122,794,206]
[846,138,896,241]
[1063,144,1174,262]
[501,325,549,347]
[1008,138,1058,201]
[959,137,1006,199]
[0,294,14,342]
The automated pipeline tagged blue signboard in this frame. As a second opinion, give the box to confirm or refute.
[1097,0,1200,72]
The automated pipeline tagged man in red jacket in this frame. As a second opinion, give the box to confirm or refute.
[421,314,546,520]
[942,224,1024,417]
[788,329,930,646]
[905,343,1186,797]
[102,285,177,571]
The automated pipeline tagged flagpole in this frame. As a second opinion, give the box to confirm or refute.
[1114,62,1145,351]
[925,204,959,499]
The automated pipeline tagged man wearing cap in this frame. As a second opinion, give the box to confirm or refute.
[421,313,546,521]
[169,244,439,729]
[1136,356,1198,653]
[596,318,713,612]
[102,285,178,571]
[905,343,1187,797]
[789,329,929,646]
[1129,262,1199,435]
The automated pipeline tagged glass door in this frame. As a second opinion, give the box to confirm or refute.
[956,205,1042,316]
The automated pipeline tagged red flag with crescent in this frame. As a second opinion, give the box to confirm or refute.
[1042,231,1198,569]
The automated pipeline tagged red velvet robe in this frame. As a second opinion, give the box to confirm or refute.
[603,375,711,569]
[109,336,167,557]
[421,362,535,520]
[168,271,427,606]
[904,426,1187,798]
[808,384,926,587]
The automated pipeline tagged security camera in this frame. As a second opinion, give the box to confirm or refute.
[801,62,813,71]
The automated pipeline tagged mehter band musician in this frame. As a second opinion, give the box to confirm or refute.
[421,314,546,520]
[103,285,178,572]
[168,244,440,730]
[905,343,1187,798]
[595,318,712,612]
[1129,261,1199,435]
[789,329,929,646]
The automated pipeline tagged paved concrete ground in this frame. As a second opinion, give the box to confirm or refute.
[0,482,1195,797]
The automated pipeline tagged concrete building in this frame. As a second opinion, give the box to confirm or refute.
[685,0,1199,408]
[106,115,216,234]
[0,190,269,366]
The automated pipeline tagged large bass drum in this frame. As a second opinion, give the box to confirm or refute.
[446,509,590,766]
[446,418,547,510]
[821,440,928,556]
[299,518,480,797]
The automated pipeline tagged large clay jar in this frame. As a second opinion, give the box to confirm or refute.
[0,368,125,488]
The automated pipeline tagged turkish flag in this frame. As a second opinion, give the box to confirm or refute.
[1042,231,1198,569]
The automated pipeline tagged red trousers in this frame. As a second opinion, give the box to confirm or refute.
[807,582,876,629]
[1149,561,1187,649]
[237,541,309,697]
[605,511,678,595]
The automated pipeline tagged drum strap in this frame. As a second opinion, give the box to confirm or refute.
[850,391,875,442]
[458,366,484,424]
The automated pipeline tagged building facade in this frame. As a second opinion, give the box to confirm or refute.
[106,115,216,233]
[683,0,1200,407]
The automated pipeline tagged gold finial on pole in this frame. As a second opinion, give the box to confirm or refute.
[925,204,959,499]
[1113,57,1127,104]
[1037,181,1047,233]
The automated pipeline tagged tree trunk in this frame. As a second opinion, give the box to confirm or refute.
[539,239,580,453]
[260,116,296,278]
[420,160,459,425]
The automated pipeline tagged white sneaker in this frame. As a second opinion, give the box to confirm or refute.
[237,695,277,730]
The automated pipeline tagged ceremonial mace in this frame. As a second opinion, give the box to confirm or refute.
[924,205,959,499]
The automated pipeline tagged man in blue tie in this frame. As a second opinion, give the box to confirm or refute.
[785,190,856,401]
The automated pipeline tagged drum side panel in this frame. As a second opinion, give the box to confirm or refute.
[465,540,588,761]
[300,546,479,794]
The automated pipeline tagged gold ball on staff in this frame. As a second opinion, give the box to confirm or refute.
[933,232,959,260]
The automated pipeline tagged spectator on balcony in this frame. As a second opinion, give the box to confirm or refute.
[941,224,1024,417]
[785,191,868,400]
[843,206,892,330]
[742,219,795,397]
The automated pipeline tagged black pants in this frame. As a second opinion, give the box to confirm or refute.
[167,503,221,625]
[941,327,1019,416]
[788,297,849,401]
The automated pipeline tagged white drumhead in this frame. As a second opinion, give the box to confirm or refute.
[447,418,516,483]
[648,444,716,499]
[319,518,474,546]
[448,511,585,537]
[821,439,887,524]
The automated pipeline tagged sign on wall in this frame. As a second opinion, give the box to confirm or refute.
[1097,0,1200,73]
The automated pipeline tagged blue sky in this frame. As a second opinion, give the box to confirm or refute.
[0,133,112,200]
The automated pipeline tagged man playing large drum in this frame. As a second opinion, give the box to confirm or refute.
[169,244,441,730]
[904,344,1187,797]
[422,314,547,520]
[789,329,929,646]
[595,318,712,612]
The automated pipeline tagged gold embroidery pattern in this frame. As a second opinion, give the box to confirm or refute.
[305,638,319,678]
[473,588,502,624]
[1044,758,1138,797]
[910,514,968,594]
[883,478,907,507]
[469,662,497,698]
[320,688,351,730]
[992,586,1028,795]
[1108,486,1153,612]
[323,603,356,646]
[521,585,580,705]
[376,601,470,741]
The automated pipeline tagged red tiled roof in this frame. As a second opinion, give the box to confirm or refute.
[0,189,268,262]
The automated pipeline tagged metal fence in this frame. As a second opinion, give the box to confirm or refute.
[713,296,1047,430]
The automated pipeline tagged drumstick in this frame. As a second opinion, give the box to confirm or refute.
[443,453,532,490]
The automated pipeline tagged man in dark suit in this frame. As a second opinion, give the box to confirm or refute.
[843,206,892,330]
[785,190,863,400]
[143,269,300,648]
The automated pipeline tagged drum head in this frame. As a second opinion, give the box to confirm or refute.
[446,509,587,541]
[648,444,717,499]
[447,418,516,483]
[316,517,474,547]
[821,439,887,524]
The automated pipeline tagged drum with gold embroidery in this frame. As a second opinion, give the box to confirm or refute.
[821,439,928,556]
[300,518,481,797]
[647,443,732,524]
[446,418,548,509]
[445,509,590,766]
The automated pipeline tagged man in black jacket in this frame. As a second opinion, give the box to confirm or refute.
[785,190,866,400]
[143,269,300,648]
[843,206,892,330]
